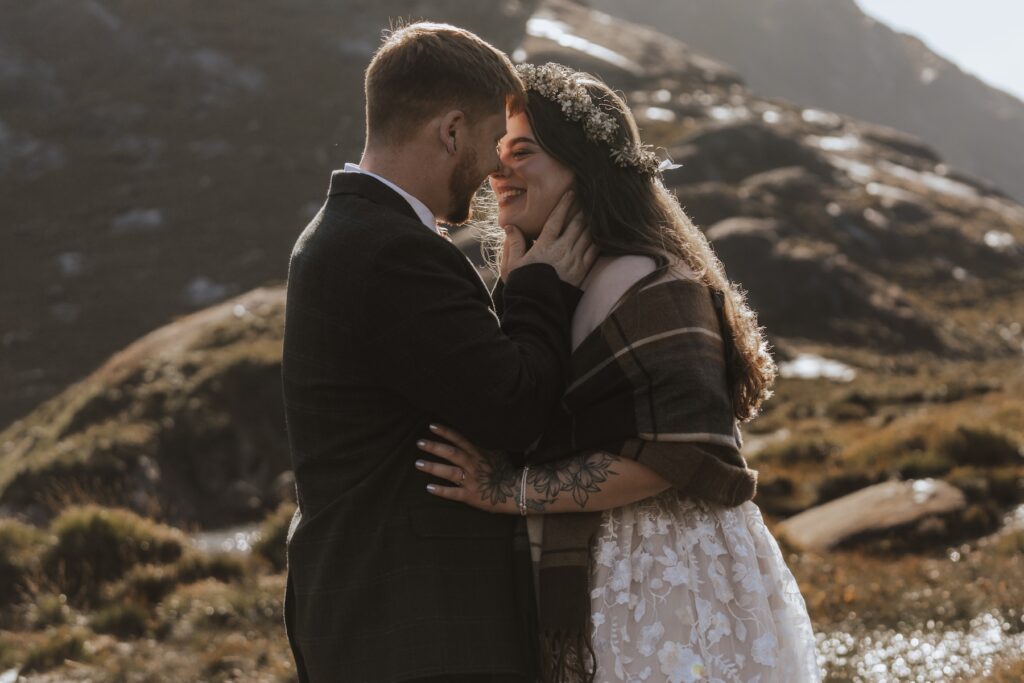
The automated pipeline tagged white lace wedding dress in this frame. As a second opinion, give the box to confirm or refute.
[533,255,821,682]
[583,491,821,683]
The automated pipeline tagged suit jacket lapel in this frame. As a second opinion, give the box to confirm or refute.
[327,170,493,302]
[328,171,422,224]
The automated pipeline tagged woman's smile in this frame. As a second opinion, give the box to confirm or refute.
[496,187,526,206]
[490,112,575,238]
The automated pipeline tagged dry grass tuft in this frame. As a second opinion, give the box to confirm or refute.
[0,518,49,611]
[43,505,186,604]
[20,627,88,674]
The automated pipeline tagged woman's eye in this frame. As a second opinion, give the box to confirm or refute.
[511,149,530,159]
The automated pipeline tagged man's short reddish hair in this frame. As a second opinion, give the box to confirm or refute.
[364,22,525,144]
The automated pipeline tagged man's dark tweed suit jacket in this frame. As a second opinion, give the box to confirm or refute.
[282,171,579,682]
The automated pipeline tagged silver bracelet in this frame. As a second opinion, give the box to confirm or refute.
[518,466,530,516]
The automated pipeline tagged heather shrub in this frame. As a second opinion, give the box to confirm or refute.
[43,505,185,603]
[758,435,836,465]
[937,425,1021,467]
[0,519,48,609]
[27,593,72,629]
[21,629,86,674]
[895,449,955,479]
[90,599,150,638]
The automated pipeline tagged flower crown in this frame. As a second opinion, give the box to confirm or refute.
[515,62,666,176]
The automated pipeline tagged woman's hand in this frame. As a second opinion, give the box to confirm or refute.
[501,190,598,286]
[415,424,520,514]
[416,424,672,515]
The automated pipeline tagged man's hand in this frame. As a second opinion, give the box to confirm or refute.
[501,190,599,287]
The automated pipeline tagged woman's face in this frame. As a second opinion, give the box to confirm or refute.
[489,111,575,240]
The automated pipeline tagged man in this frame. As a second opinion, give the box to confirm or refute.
[282,22,595,683]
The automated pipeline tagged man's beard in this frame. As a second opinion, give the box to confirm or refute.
[445,148,481,225]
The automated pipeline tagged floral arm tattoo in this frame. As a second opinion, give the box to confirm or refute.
[526,452,620,511]
[474,451,623,512]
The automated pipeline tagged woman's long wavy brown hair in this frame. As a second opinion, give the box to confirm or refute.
[487,67,776,421]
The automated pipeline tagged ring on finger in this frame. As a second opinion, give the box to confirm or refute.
[458,468,466,487]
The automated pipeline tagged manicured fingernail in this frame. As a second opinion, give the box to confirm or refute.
[428,424,440,432]
[415,460,426,469]
[426,484,437,493]
[417,440,427,448]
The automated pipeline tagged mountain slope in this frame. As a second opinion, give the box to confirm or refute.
[2,0,1022,528]
[0,0,536,430]
[588,0,1024,203]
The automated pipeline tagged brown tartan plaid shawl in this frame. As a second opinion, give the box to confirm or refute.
[522,270,758,681]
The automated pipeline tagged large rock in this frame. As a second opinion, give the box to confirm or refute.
[706,220,956,352]
[674,181,745,227]
[665,122,835,185]
[776,479,967,551]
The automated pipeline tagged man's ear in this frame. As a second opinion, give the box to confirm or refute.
[438,110,465,155]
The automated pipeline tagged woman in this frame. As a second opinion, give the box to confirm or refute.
[415,63,820,683]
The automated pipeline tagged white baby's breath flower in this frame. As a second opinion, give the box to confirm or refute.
[516,62,664,175]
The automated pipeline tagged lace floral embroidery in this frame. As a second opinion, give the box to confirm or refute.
[589,493,821,683]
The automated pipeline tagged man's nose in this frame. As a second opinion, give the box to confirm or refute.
[490,155,510,178]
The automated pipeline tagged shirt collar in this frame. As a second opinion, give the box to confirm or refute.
[342,163,438,234]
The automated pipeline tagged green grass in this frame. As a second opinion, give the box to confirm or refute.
[0,306,1019,681]
[752,367,1024,533]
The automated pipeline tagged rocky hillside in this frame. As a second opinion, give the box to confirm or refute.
[5,0,1023,435]
[529,0,1024,357]
[1,0,1022,532]
[2,3,1023,679]
[589,0,1024,203]
[0,288,289,529]
[0,0,537,430]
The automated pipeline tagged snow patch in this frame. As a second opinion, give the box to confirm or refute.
[808,134,861,152]
[526,17,640,71]
[707,105,750,122]
[642,106,676,123]
[983,230,1016,251]
[778,353,856,382]
[801,108,842,128]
